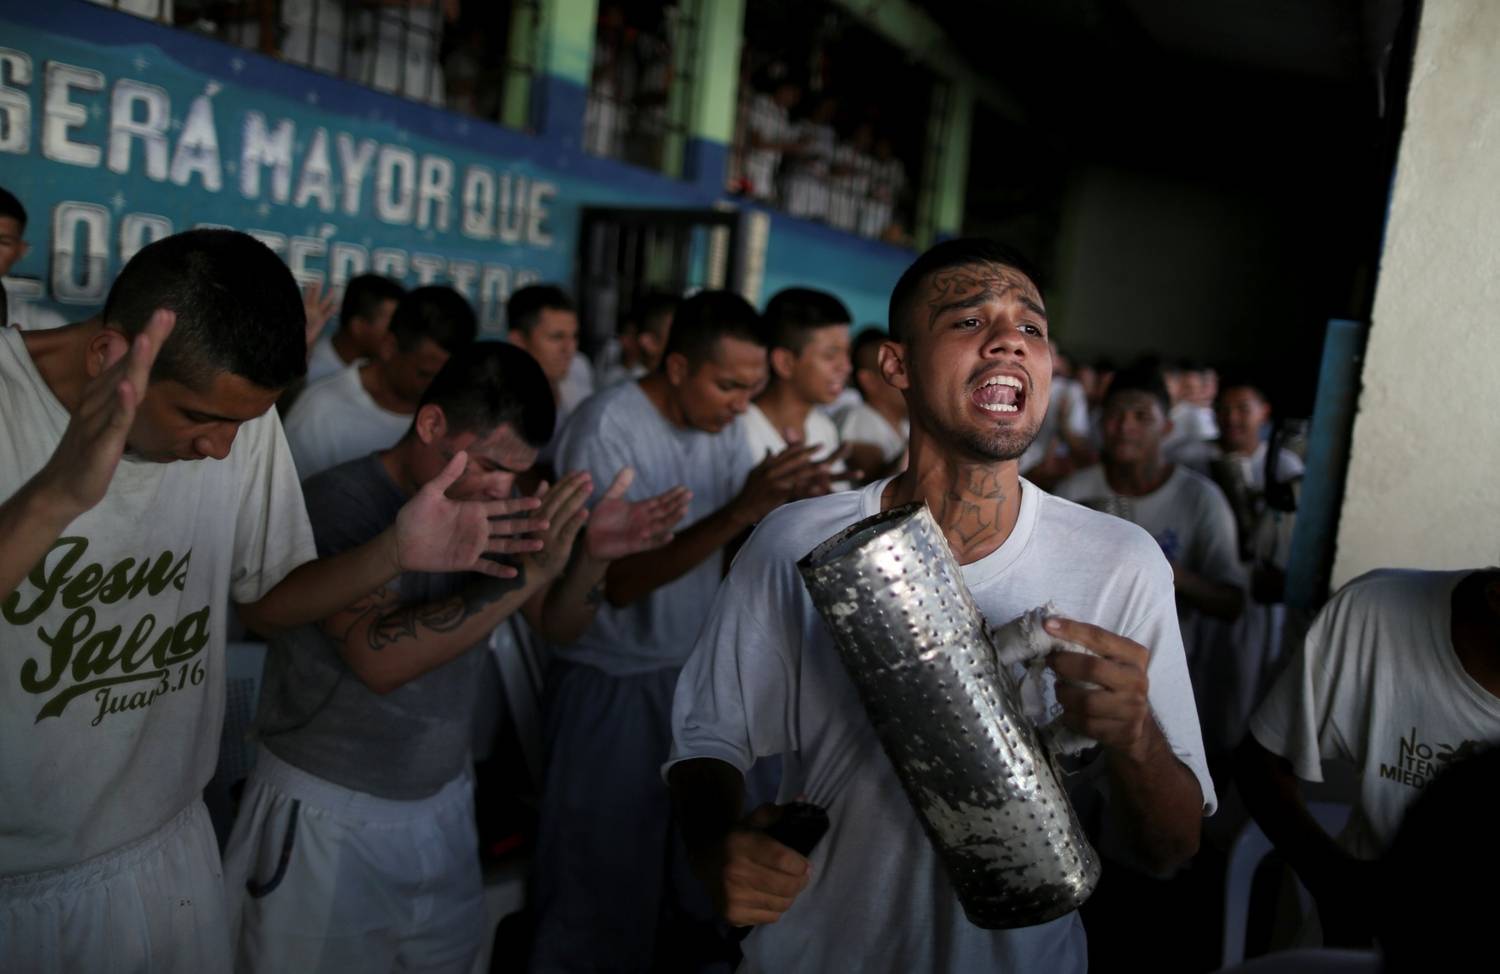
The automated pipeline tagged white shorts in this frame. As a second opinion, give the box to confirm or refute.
[223,747,484,974]
[0,799,230,974]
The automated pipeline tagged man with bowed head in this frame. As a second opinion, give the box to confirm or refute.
[0,229,546,972]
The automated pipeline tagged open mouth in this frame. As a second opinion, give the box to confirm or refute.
[972,374,1026,414]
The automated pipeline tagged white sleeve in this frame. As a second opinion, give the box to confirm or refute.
[1126,559,1218,816]
[1248,599,1360,782]
[230,412,317,604]
[666,523,802,778]
[1191,481,1250,589]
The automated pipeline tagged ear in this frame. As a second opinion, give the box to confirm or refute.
[17,240,30,262]
[506,330,528,353]
[84,327,133,379]
[664,351,690,387]
[878,340,910,392]
[413,403,448,445]
[769,346,797,382]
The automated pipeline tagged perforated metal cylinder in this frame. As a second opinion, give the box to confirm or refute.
[797,502,1100,928]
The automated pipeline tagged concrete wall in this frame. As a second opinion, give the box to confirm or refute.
[1049,168,1292,368]
[1331,0,1500,587]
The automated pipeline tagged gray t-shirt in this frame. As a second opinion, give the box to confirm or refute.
[256,454,487,799]
[551,381,755,675]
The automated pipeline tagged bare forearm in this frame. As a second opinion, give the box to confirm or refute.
[1234,737,1350,887]
[1106,719,1203,873]
[605,506,746,607]
[534,548,610,645]
[238,528,405,635]
[1175,567,1244,620]
[669,757,747,872]
[338,569,539,693]
[0,479,80,605]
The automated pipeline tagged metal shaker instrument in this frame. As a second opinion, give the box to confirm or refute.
[797,502,1100,928]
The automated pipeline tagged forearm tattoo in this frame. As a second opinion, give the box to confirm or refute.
[345,568,529,652]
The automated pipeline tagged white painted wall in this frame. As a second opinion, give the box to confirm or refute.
[1331,0,1500,588]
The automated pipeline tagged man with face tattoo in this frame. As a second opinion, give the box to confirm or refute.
[667,239,1215,972]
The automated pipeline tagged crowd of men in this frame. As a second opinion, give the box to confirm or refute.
[1,179,1496,974]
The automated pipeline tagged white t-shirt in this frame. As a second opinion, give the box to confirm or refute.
[836,401,907,465]
[1165,401,1220,467]
[284,363,412,480]
[0,326,315,874]
[304,333,351,385]
[557,351,596,425]
[1249,569,1500,860]
[744,94,791,201]
[550,381,755,675]
[669,478,1215,973]
[742,402,841,464]
[1,277,68,332]
[1053,465,1246,652]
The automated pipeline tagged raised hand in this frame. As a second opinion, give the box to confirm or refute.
[583,467,692,562]
[36,310,175,518]
[301,281,338,359]
[729,443,826,528]
[518,470,595,584]
[392,451,546,579]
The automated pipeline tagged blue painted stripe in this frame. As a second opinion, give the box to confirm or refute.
[1285,318,1366,609]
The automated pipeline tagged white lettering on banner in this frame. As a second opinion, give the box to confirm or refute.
[120,212,172,264]
[497,174,525,244]
[169,93,222,191]
[51,202,109,303]
[107,79,170,180]
[330,241,369,282]
[335,132,377,218]
[294,127,336,212]
[447,259,478,301]
[375,145,416,225]
[528,180,555,247]
[371,247,409,280]
[411,252,445,285]
[240,112,294,202]
[461,165,493,240]
[416,155,452,231]
[0,48,33,154]
[287,235,327,288]
[42,62,104,167]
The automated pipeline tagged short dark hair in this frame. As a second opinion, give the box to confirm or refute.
[631,291,680,338]
[851,326,889,373]
[763,287,852,352]
[417,341,556,448]
[390,286,478,355]
[0,187,25,231]
[661,290,763,368]
[888,238,1043,344]
[507,284,575,337]
[102,229,305,391]
[339,274,405,331]
[1102,359,1172,415]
